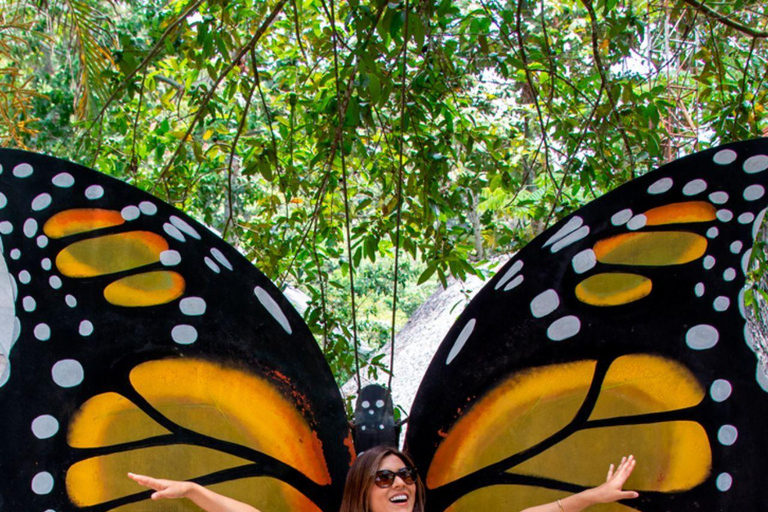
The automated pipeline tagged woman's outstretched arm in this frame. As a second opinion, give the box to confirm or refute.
[127,473,261,512]
[520,455,639,512]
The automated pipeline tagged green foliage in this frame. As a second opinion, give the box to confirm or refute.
[2,0,768,384]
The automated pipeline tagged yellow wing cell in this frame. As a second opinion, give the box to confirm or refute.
[103,271,185,307]
[68,392,170,448]
[575,273,652,306]
[591,354,705,420]
[55,231,168,277]
[643,202,716,226]
[129,359,332,486]
[593,232,707,266]
[43,209,126,238]
[426,361,597,488]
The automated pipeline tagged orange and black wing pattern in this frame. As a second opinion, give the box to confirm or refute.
[0,149,353,512]
[404,139,768,512]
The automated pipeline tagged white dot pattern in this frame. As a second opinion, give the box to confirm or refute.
[686,324,719,350]
[647,177,673,194]
[683,179,707,196]
[447,319,476,365]
[85,184,104,199]
[172,324,198,345]
[744,184,765,201]
[713,149,737,165]
[718,425,738,446]
[611,209,632,226]
[709,191,728,204]
[51,359,84,388]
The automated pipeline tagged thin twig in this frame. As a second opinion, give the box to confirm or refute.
[681,0,768,39]
[582,0,636,177]
[222,64,258,240]
[388,0,410,391]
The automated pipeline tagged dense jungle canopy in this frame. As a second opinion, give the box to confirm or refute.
[1,0,767,387]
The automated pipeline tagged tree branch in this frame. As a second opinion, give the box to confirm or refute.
[681,0,768,39]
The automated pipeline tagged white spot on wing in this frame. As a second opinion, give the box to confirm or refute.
[31,472,54,495]
[163,223,185,242]
[730,241,743,254]
[572,249,596,274]
[160,250,181,266]
[31,415,59,439]
[686,324,719,350]
[254,286,292,334]
[180,297,207,316]
[710,379,732,402]
[170,215,201,239]
[32,193,52,211]
[739,212,755,224]
[34,323,50,341]
[52,359,84,387]
[716,209,733,222]
[171,325,198,344]
[530,289,559,318]
[78,320,93,336]
[626,215,647,230]
[446,319,476,365]
[647,177,673,194]
[121,206,140,221]
[551,226,589,253]
[611,209,632,226]
[23,218,38,238]
[85,185,104,200]
[139,201,158,215]
[503,275,524,292]
[13,163,33,178]
[547,316,581,341]
[717,425,738,445]
[211,248,233,270]
[683,179,707,196]
[204,257,221,273]
[743,155,768,174]
[744,184,765,201]
[709,191,728,204]
[495,260,523,290]
[713,296,730,312]
[694,282,705,297]
[52,172,75,187]
[716,473,733,492]
[543,216,583,247]
[713,149,737,165]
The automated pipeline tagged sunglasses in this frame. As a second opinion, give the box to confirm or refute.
[374,467,417,488]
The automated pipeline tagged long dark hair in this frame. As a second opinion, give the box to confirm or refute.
[338,445,426,512]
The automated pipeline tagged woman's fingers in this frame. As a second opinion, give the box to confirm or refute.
[128,473,163,491]
[607,455,637,494]
[606,463,615,482]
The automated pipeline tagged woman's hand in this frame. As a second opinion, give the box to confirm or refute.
[588,455,639,503]
[127,473,194,500]
[127,473,261,512]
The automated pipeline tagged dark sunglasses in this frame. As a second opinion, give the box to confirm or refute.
[374,467,417,488]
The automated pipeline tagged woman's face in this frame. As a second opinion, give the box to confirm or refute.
[367,454,417,512]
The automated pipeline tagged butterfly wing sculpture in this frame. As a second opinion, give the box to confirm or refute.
[1,139,768,512]
[404,138,768,512]
[0,149,352,512]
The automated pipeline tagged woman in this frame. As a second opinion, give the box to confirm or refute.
[128,446,638,512]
